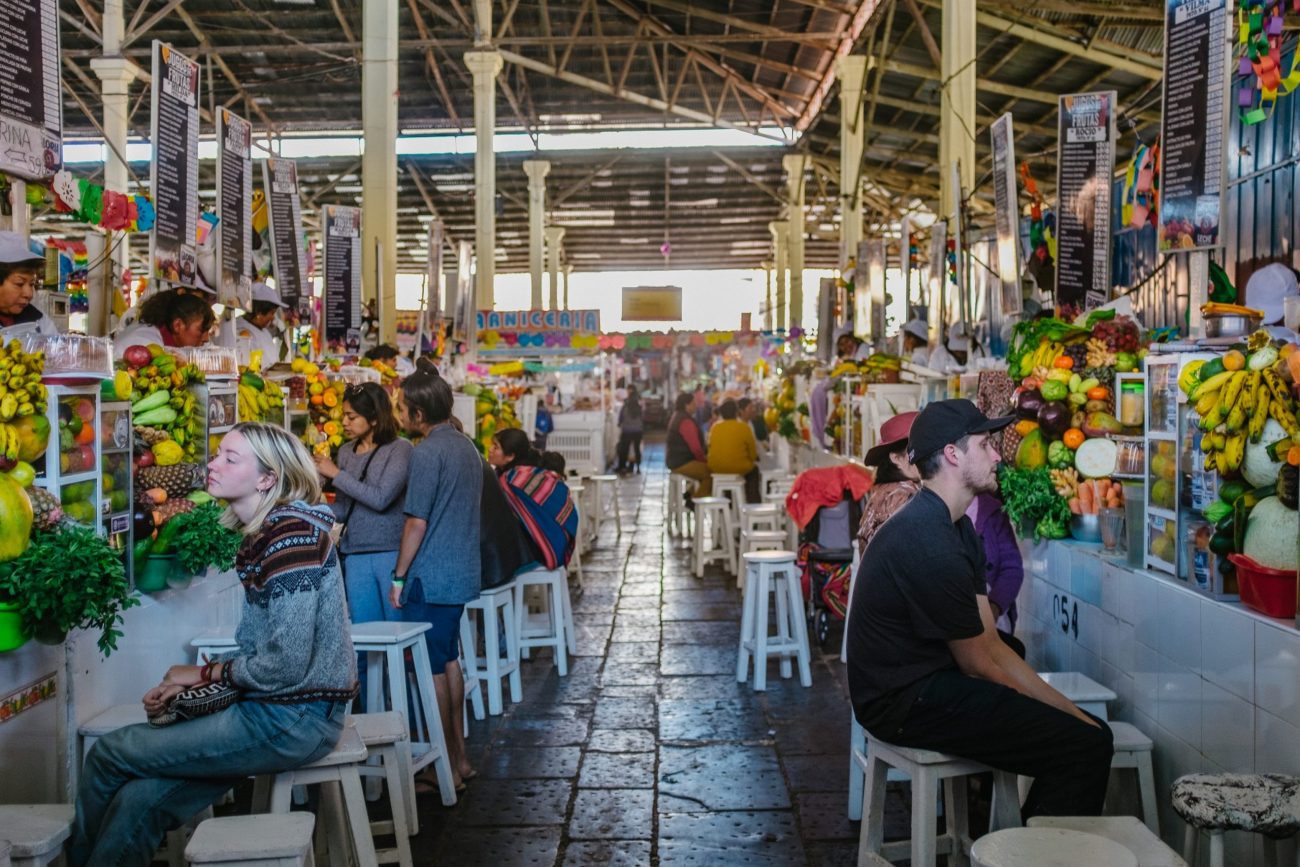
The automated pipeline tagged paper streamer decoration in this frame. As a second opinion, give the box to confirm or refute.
[1237,0,1300,124]
[46,170,156,232]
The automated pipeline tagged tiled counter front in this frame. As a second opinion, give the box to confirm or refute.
[1019,539,1299,867]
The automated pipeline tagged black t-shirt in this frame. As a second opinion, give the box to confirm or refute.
[847,487,987,736]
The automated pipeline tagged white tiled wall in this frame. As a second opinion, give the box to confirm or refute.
[1019,539,1299,867]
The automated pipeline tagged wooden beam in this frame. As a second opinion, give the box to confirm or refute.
[122,0,189,49]
[899,0,941,71]
[711,150,786,205]
[640,0,837,46]
[795,0,888,132]
[405,0,461,125]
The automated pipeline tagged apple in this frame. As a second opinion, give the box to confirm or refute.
[123,345,152,369]
[136,450,155,469]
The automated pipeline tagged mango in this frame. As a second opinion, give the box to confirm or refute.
[1015,429,1047,470]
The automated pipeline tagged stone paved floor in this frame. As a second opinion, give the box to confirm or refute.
[408,442,871,866]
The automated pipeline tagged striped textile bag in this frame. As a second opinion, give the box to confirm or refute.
[499,466,579,569]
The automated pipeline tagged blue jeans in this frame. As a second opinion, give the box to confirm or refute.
[342,550,401,624]
[69,700,346,867]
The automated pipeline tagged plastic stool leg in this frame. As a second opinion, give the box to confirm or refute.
[910,769,938,867]
[481,606,503,715]
[503,596,523,702]
[410,640,457,807]
[1136,752,1160,835]
[785,568,813,688]
[753,566,770,692]
[380,745,413,867]
[774,572,793,680]
[859,750,888,856]
[847,719,866,821]
[736,565,756,683]
[339,766,380,867]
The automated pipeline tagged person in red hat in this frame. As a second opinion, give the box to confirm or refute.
[857,410,922,551]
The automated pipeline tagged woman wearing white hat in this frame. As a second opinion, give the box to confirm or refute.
[901,319,930,367]
[232,282,288,366]
[0,231,58,340]
[928,322,987,373]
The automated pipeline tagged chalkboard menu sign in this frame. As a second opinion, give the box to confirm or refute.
[990,113,1022,316]
[149,41,200,288]
[1159,0,1230,253]
[216,108,252,310]
[0,0,59,179]
[262,157,305,307]
[1055,91,1117,311]
[323,205,361,352]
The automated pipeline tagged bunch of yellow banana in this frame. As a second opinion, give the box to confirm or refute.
[0,340,46,422]
[1262,369,1300,437]
[0,421,19,462]
[1025,339,1065,370]
[1195,369,1256,474]
[1201,302,1265,318]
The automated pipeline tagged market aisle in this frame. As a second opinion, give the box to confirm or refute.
[411,441,867,865]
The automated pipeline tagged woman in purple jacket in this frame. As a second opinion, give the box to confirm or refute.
[967,491,1026,658]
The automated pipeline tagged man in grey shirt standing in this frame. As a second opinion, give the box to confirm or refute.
[390,369,482,791]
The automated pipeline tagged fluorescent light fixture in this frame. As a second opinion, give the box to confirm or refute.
[618,237,651,245]
[719,216,751,224]
[569,253,601,259]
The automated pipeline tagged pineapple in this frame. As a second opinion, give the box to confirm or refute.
[152,498,195,526]
[999,426,1022,466]
[27,486,61,531]
[137,463,204,499]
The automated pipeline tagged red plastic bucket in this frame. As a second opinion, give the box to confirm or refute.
[1228,553,1298,619]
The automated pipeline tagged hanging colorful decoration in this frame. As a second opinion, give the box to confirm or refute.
[1121,140,1160,229]
[44,170,155,232]
[1236,0,1300,125]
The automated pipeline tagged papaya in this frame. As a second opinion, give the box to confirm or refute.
[0,473,33,562]
[1015,429,1047,469]
[11,415,49,463]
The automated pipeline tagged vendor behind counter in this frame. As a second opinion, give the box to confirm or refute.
[0,231,58,340]
[114,289,216,356]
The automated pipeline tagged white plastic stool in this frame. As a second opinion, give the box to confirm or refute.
[185,814,315,867]
[692,497,736,578]
[350,713,414,867]
[970,827,1138,867]
[514,566,576,676]
[0,805,74,867]
[668,473,696,538]
[857,737,1023,867]
[569,483,590,559]
[265,722,377,867]
[350,621,457,806]
[460,582,522,715]
[736,550,811,690]
[190,631,238,664]
[1027,817,1187,866]
[587,474,622,537]
[762,470,794,495]
[737,530,788,589]
[1108,721,1160,835]
[711,473,746,526]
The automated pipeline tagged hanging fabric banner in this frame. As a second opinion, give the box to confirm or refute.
[0,0,60,180]
[1160,0,1230,252]
[149,41,200,289]
[990,113,1023,316]
[1055,91,1117,311]
[215,108,252,310]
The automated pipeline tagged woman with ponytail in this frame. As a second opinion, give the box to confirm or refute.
[488,428,578,571]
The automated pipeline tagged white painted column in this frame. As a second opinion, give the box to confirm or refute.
[782,155,807,328]
[769,221,788,332]
[465,50,503,310]
[940,0,976,223]
[89,0,136,334]
[522,159,550,309]
[362,0,399,343]
[761,259,773,331]
[563,264,572,311]
[836,56,868,272]
[545,225,565,309]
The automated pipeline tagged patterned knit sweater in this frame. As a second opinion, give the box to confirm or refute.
[217,501,358,704]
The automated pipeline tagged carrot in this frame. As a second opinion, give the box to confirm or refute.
[1078,481,1095,512]
[1106,496,1122,509]
[1068,498,1083,515]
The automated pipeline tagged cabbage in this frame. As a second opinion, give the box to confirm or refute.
[1243,496,1300,570]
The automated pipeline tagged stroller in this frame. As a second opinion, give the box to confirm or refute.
[786,466,871,647]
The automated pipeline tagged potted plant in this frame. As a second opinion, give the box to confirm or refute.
[0,522,138,656]
[139,502,241,591]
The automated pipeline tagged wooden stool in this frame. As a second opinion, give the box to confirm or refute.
[692,497,736,578]
[1027,817,1187,866]
[1172,773,1300,867]
[668,473,696,538]
[738,502,781,534]
[856,736,1022,867]
[1108,721,1160,835]
[350,713,414,867]
[711,473,746,526]
[185,814,315,867]
[460,582,522,715]
[736,530,788,589]
[567,482,586,587]
[587,474,622,537]
[350,621,457,806]
[189,631,238,665]
[0,805,74,867]
[736,551,810,690]
[971,827,1137,867]
[514,566,576,676]
[265,722,378,867]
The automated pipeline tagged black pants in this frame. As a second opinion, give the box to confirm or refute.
[743,467,762,503]
[879,670,1114,819]
[616,432,642,470]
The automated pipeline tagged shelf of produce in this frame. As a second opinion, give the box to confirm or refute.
[55,470,97,485]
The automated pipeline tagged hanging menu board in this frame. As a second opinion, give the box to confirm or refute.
[216,108,252,310]
[149,41,200,288]
[262,157,305,308]
[323,204,361,351]
[0,0,59,179]
[1055,91,1116,311]
[990,113,1022,316]
[927,221,947,321]
[1159,0,1230,252]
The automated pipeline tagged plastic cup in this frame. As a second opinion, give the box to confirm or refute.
[1100,507,1125,553]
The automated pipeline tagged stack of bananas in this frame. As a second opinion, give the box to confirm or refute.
[0,339,46,423]
[236,369,285,424]
[1021,339,1065,374]
[1190,368,1299,473]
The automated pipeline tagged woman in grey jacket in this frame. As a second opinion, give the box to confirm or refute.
[70,423,356,867]
[313,382,412,623]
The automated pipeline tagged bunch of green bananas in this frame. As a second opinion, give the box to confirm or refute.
[0,340,46,422]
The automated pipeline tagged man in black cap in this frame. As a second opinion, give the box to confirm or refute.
[847,399,1113,819]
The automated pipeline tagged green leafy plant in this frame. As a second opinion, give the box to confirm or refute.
[998,465,1071,541]
[0,522,138,656]
[168,502,242,575]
